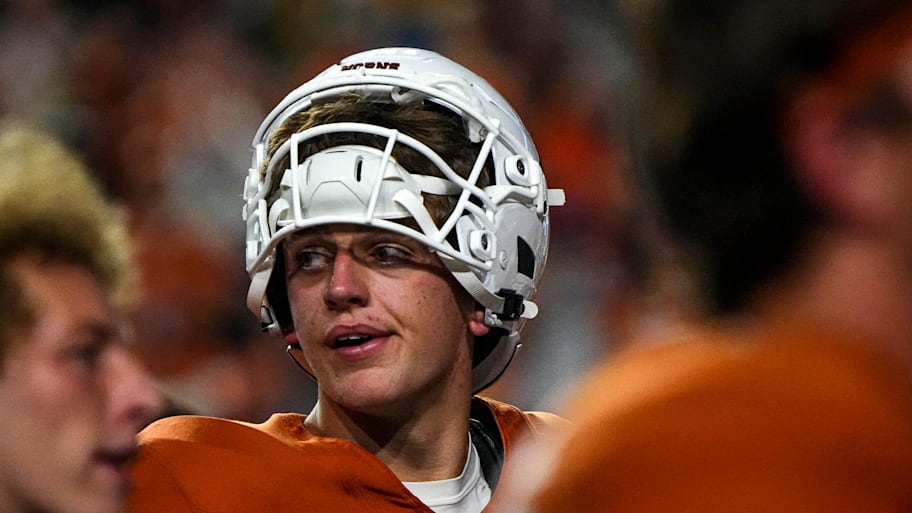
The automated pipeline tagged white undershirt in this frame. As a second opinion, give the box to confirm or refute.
[402,437,492,513]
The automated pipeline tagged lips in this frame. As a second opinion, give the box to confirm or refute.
[326,325,391,350]
[93,445,137,483]
[333,334,373,348]
[324,325,393,361]
[95,446,136,467]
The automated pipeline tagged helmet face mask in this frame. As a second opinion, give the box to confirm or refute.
[243,47,564,392]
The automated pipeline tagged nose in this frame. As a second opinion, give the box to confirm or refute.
[107,348,165,432]
[323,251,369,310]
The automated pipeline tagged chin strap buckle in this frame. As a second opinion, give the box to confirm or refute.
[495,289,525,321]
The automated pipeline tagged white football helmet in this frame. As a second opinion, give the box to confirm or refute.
[242,47,565,392]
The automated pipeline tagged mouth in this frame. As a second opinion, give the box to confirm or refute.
[325,325,392,359]
[332,334,375,349]
[327,324,390,348]
[94,447,137,476]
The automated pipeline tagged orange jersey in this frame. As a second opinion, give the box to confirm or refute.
[526,322,912,513]
[128,396,565,513]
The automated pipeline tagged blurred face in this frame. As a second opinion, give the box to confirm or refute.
[283,224,489,415]
[790,30,912,266]
[0,257,162,513]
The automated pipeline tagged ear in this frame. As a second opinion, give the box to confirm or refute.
[784,83,896,229]
[468,308,491,337]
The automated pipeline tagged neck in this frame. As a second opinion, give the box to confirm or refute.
[305,388,473,482]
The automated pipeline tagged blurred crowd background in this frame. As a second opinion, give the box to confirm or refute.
[0,0,671,421]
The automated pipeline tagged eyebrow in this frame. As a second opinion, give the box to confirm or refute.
[71,318,120,344]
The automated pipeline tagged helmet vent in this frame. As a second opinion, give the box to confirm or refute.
[517,236,535,279]
[355,156,364,182]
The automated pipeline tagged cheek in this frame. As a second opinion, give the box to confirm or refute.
[285,283,322,328]
[0,366,103,467]
[4,356,76,417]
[407,278,474,342]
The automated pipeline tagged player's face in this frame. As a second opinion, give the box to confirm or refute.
[283,224,489,415]
[0,257,163,513]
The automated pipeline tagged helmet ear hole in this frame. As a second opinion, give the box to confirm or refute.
[516,236,535,280]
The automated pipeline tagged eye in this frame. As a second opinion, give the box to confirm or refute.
[293,247,332,271]
[65,340,106,375]
[369,244,413,265]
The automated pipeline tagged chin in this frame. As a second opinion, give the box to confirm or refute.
[339,389,400,412]
[40,496,123,513]
[333,382,406,412]
[64,483,127,513]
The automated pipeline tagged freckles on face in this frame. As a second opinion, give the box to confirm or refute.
[282,225,478,405]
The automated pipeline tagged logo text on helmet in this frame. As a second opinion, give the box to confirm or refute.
[340,62,401,71]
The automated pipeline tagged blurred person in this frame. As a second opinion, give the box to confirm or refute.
[504,0,912,512]
[129,220,301,421]
[128,47,567,513]
[0,120,163,513]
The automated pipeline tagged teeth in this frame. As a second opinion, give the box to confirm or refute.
[339,335,367,342]
[335,335,370,347]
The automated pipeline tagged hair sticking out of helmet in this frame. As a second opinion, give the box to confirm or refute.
[242,47,565,392]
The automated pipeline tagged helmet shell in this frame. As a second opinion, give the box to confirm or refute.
[243,47,563,392]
